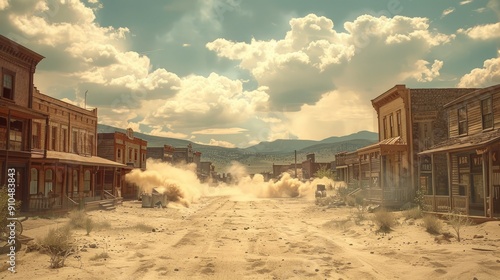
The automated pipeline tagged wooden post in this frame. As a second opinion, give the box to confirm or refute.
[431,153,436,212]
[482,151,488,218]
[488,148,493,218]
[447,152,452,212]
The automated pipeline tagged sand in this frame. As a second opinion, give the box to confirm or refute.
[1,195,500,280]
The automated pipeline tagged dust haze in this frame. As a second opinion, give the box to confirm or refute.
[125,159,339,207]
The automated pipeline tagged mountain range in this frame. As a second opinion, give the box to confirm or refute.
[97,124,378,173]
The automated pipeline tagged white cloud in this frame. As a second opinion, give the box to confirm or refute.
[441,7,455,18]
[458,22,500,40]
[149,127,189,139]
[192,128,248,135]
[207,14,453,110]
[458,50,500,87]
[403,59,444,82]
[0,0,9,10]
[143,73,269,130]
[197,139,237,148]
[460,0,473,5]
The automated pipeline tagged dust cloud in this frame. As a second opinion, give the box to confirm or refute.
[125,159,339,207]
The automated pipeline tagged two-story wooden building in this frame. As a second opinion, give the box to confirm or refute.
[0,35,47,211]
[419,84,500,218]
[97,128,147,199]
[346,85,477,207]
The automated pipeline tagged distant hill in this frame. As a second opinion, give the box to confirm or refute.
[97,124,378,173]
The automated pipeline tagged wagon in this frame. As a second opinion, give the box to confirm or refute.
[315,184,327,198]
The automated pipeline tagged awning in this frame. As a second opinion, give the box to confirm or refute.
[0,102,48,119]
[419,129,500,155]
[357,136,407,155]
[32,151,127,168]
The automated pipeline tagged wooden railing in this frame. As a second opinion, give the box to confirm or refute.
[364,187,411,205]
[452,196,468,214]
[423,195,450,212]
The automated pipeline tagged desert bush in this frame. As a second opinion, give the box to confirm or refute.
[68,210,87,229]
[38,225,75,268]
[402,207,422,220]
[336,185,349,202]
[372,208,396,232]
[445,209,473,242]
[414,188,426,210]
[85,217,94,235]
[422,215,442,234]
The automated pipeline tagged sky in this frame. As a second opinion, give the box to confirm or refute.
[0,0,499,148]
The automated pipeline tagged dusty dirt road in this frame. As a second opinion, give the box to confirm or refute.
[2,196,500,279]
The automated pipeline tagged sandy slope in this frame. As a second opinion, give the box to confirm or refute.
[1,196,500,280]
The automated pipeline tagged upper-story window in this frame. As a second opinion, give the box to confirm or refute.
[51,126,58,151]
[396,110,402,137]
[389,114,394,137]
[2,72,14,100]
[383,116,387,139]
[458,106,468,136]
[32,122,41,149]
[481,97,493,130]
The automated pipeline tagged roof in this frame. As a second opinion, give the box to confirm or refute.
[32,151,127,168]
[419,129,500,155]
[357,136,407,155]
[443,84,500,108]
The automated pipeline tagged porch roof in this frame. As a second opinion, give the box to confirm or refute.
[419,128,500,155]
[32,151,127,168]
[357,136,407,155]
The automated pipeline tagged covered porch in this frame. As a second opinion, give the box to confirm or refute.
[357,136,411,207]
[419,130,500,219]
[29,151,127,213]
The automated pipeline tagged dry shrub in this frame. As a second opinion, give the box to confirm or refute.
[422,215,442,234]
[85,217,94,235]
[38,225,75,268]
[68,210,87,229]
[402,207,422,220]
[372,208,396,232]
[445,209,473,242]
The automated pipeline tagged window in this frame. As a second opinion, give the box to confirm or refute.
[396,110,402,137]
[51,126,57,151]
[72,130,78,153]
[383,117,387,139]
[45,169,53,196]
[134,149,138,161]
[88,135,94,156]
[129,148,133,161]
[389,114,394,137]
[0,117,6,149]
[2,72,14,100]
[84,170,91,193]
[32,122,41,149]
[61,128,67,152]
[458,106,467,135]
[9,120,22,151]
[481,98,493,130]
[117,148,121,159]
[30,168,38,195]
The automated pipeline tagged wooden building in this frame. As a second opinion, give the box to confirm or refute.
[30,88,126,211]
[97,128,147,199]
[0,35,47,212]
[147,144,174,163]
[419,84,500,219]
[342,85,476,207]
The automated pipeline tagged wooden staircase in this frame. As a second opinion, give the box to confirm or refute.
[99,201,116,211]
